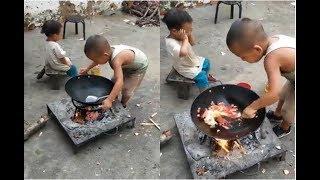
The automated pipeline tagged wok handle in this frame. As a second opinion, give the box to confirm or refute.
[96,95,109,102]
[216,80,223,85]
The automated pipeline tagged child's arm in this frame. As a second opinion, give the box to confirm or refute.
[80,62,99,75]
[59,57,72,66]
[178,29,189,57]
[52,43,71,66]
[242,57,283,118]
[188,33,195,46]
[100,60,124,110]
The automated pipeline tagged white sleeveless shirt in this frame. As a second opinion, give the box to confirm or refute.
[110,45,148,74]
[165,37,204,79]
[265,35,295,84]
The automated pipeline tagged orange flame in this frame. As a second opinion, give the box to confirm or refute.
[216,139,230,153]
[214,139,246,156]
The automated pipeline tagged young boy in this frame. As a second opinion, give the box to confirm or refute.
[80,35,148,110]
[162,8,216,92]
[226,18,295,138]
[37,20,78,79]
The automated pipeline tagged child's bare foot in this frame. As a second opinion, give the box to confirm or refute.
[208,74,217,82]
[160,130,173,147]
[37,67,45,79]
[121,102,127,108]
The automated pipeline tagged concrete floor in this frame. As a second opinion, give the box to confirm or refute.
[160,1,295,179]
[24,14,160,178]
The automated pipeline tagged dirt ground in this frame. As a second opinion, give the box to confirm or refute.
[24,14,160,178]
[159,1,295,179]
[24,1,295,179]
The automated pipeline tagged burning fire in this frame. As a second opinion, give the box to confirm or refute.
[73,111,85,124]
[213,138,245,157]
[72,108,103,124]
[216,139,230,153]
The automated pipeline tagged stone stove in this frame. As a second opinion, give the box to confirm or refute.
[47,98,135,151]
[174,112,287,179]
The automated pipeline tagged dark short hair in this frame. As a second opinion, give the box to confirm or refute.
[162,8,193,30]
[226,18,267,49]
[84,35,111,56]
[41,20,62,36]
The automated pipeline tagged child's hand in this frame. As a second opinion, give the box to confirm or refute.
[79,68,88,75]
[177,29,188,41]
[186,31,192,37]
[242,106,257,119]
[100,98,113,110]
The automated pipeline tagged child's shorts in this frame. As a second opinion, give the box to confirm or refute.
[194,58,211,89]
[279,80,295,123]
[66,65,78,77]
[112,64,148,99]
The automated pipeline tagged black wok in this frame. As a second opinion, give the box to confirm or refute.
[190,84,265,140]
[65,75,114,106]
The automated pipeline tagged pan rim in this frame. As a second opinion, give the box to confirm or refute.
[190,84,266,140]
[65,75,114,106]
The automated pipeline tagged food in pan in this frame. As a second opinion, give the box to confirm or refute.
[199,102,241,129]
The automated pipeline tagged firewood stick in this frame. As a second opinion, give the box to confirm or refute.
[140,122,159,126]
[24,116,49,141]
[140,5,151,19]
[216,139,230,153]
[147,6,159,20]
[235,140,246,154]
[130,9,144,17]
[150,112,157,118]
[221,146,229,153]
[123,1,160,26]
[149,118,160,130]
[150,21,160,26]
[136,20,149,27]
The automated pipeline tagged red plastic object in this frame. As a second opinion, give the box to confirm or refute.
[237,82,251,90]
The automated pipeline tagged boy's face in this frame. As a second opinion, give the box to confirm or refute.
[86,48,111,65]
[229,43,264,63]
[52,27,63,41]
[171,22,193,39]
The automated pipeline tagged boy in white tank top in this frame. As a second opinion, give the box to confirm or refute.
[226,18,295,138]
[80,35,148,109]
